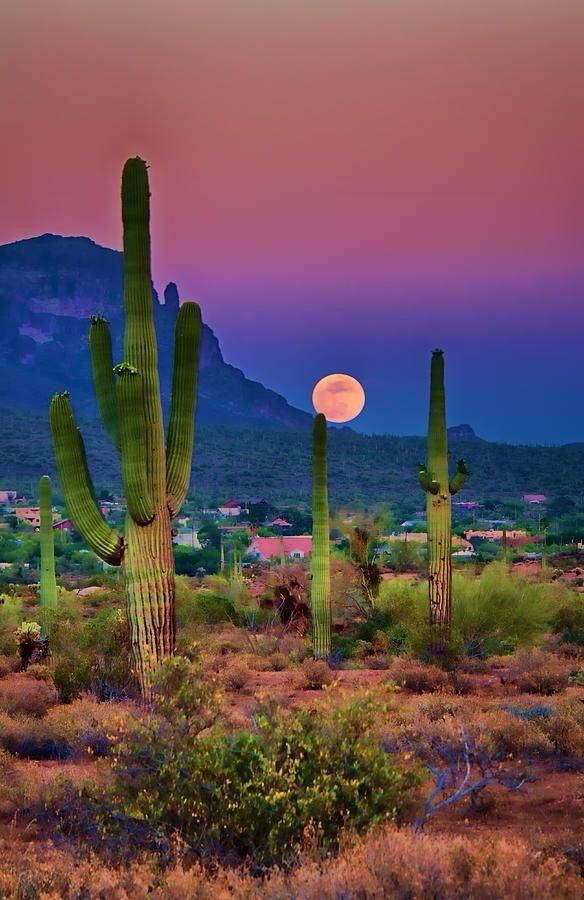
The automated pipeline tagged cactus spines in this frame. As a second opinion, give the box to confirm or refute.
[39,475,57,638]
[49,157,201,700]
[311,413,331,659]
[418,350,469,640]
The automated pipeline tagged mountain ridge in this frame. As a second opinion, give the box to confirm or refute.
[0,233,312,430]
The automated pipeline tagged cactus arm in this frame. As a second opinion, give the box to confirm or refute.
[49,393,123,565]
[114,364,154,526]
[39,475,57,636]
[449,459,470,496]
[311,413,331,659]
[89,316,120,451]
[166,302,202,517]
[417,464,440,495]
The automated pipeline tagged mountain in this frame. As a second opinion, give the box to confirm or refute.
[1,407,583,512]
[0,234,312,430]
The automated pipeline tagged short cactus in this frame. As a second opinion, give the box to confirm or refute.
[39,475,57,638]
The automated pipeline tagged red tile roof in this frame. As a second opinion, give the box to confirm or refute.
[249,536,312,559]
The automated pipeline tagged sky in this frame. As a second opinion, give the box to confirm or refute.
[2,0,584,443]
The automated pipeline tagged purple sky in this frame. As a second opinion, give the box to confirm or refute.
[2,0,584,441]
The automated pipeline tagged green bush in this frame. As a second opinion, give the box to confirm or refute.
[375,563,569,661]
[51,608,133,702]
[551,602,584,647]
[95,688,418,868]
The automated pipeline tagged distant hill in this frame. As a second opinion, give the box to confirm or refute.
[1,407,582,511]
[0,234,312,430]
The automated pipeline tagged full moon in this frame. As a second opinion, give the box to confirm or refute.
[312,373,366,423]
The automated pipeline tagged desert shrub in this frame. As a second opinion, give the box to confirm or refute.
[299,659,333,690]
[502,703,555,721]
[448,672,475,695]
[0,593,24,655]
[51,608,133,702]
[543,715,584,756]
[552,601,584,646]
[0,655,19,678]
[93,696,418,868]
[223,660,251,692]
[414,696,462,722]
[569,669,584,685]
[0,829,578,899]
[25,663,54,683]
[190,590,239,626]
[0,712,71,760]
[363,654,390,670]
[515,669,569,695]
[279,634,309,663]
[502,650,570,696]
[376,563,569,661]
[331,633,358,659]
[267,652,288,671]
[0,674,57,717]
[42,698,136,758]
[477,710,552,758]
[389,658,449,693]
[53,655,93,704]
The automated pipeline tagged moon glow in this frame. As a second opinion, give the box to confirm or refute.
[312,373,366,423]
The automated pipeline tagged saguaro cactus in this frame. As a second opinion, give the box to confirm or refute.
[39,475,57,639]
[49,158,201,700]
[417,350,469,639]
[311,413,331,658]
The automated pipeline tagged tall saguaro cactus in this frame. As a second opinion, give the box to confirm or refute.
[50,158,201,700]
[417,350,469,639]
[39,475,57,638]
[311,413,331,658]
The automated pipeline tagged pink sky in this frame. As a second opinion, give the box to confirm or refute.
[2,0,584,440]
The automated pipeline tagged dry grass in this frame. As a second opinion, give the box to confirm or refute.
[388,658,449,693]
[0,673,58,717]
[0,826,580,898]
[298,659,333,690]
[223,660,252,692]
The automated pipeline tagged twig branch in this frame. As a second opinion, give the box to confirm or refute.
[413,727,535,832]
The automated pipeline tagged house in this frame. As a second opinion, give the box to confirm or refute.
[522,494,547,504]
[15,507,60,529]
[173,530,202,549]
[14,507,41,528]
[452,545,476,558]
[52,518,76,532]
[0,491,16,506]
[218,523,251,534]
[268,518,292,529]
[390,532,472,551]
[452,501,478,511]
[248,536,312,561]
[218,499,245,517]
[464,529,529,545]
